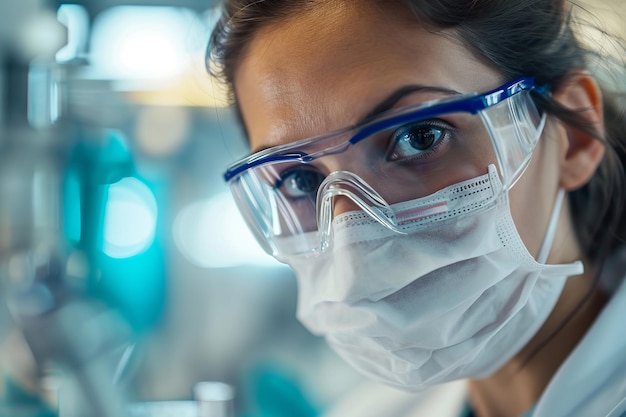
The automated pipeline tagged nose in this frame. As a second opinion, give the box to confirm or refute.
[315,170,407,245]
[316,168,376,220]
[319,157,383,219]
[332,195,362,217]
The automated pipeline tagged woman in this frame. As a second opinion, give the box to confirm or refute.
[207,1,626,416]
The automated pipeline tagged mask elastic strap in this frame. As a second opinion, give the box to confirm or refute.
[536,188,565,264]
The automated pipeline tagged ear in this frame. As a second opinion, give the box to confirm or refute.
[552,72,605,191]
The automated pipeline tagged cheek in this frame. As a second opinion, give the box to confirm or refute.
[507,126,562,258]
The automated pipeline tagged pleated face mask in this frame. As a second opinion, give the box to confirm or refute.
[224,78,584,390]
[286,166,583,390]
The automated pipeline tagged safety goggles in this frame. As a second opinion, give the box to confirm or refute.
[224,78,548,259]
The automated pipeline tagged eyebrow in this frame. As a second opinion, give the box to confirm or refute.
[250,84,462,153]
[358,84,462,125]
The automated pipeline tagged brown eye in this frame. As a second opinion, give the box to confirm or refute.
[278,168,325,198]
[387,121,449,162]
[406,127,441,150]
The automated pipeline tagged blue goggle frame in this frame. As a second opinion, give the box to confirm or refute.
[223,77,548,183]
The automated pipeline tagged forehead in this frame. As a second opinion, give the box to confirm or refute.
[234,1,501,150]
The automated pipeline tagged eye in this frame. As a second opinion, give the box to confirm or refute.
[276,168,325,198]
[386,120,450,162]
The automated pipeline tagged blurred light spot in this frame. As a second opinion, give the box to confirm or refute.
[123,69,231,107]
[84,5,230,107]
[56,4,89,62]
[135,107,190,157]
[89,7,195,80]
[173,192,281,268]
[104,178,157,259]
[194,381,235,402]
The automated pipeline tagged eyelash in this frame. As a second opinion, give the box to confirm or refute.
[274,166,326,199]
[385,119,453,163]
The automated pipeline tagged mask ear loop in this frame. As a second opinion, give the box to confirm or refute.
[536,188,566,264]
[316,171,406,250]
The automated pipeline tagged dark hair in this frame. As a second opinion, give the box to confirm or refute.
[207,0,626,265]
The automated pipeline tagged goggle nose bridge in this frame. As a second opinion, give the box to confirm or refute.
[316,171,406,251]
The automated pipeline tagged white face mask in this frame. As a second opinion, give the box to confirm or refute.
[284,165,584,390]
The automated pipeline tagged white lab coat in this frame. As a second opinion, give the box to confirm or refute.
[322,250,626,417]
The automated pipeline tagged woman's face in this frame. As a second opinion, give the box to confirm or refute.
[234,1,571,261]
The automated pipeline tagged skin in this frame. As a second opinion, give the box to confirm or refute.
[234,1,608,416]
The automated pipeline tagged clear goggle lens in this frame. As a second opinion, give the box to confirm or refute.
[225,79,547,259]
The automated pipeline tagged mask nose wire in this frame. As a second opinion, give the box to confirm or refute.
[316,171,406,250]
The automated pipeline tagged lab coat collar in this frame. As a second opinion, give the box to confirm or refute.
[532,273,626,417]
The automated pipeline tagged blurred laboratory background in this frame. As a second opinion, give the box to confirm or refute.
[0,1,624,417]
[0,1,365,416]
